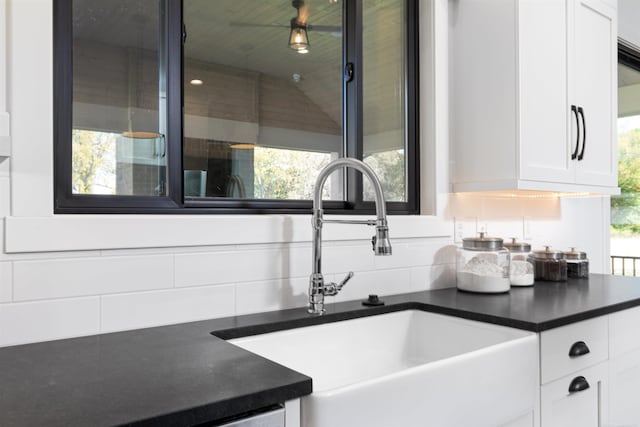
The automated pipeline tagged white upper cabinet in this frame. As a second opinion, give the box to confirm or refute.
[571,0,618,187]
[450,0,619,194]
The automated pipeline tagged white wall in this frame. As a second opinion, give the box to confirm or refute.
[0,0,612,347]
[620,0,640,49]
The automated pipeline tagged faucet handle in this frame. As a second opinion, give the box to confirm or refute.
[324,272,354,296]
[338,271,354,290]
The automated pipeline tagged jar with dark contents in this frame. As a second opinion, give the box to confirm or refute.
[528,247,567,282]
[564,247,589,278]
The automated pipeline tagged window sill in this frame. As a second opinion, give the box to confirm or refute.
[4,214,450,254]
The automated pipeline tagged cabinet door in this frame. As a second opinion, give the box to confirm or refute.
[541,362,608,427]
[518,0,573,184]
[571,0,617,187]
[610,349,640,427]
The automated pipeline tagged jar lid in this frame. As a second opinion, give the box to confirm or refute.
[462,232,504,251]
[564,247,588,260]
[503,237,531,253]
[531,246,564,260]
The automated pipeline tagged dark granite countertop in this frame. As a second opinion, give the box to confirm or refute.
[2,273,640,426]
[0,321,312,427]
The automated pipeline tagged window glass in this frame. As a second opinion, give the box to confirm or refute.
[253,147,335,200]
[56,0,419,213]
[611,61,640,275]
[72,0,167,196]
[362,0,407,202]
[183,0,343,200]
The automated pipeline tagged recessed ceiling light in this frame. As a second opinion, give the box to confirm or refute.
[190,79,203,86]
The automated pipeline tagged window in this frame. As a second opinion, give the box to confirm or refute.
[611,42,640,275]
[54,0,419,214]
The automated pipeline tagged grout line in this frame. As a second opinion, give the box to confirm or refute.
[98,295,103,332]
[172,253,177,288]
[10,260,13,302]
[233,283,238,316]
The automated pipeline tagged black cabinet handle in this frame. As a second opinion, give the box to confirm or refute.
[569,340,590,357]
[571,105,580,160]
[568,376,590,393]
[577,106,586,161]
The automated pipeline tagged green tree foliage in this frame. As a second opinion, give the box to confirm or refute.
[612,128,640,235]
[617,129,640,194]
[364,150,405,202]
[253,147,333,200]
[253,147,406,202]
[72,130,116,194]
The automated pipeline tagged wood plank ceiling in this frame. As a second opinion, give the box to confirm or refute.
[73,0,405,138]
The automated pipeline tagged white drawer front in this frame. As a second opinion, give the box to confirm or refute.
[540,316,608,384]
[610,305,640,358]
[540,361,608,427]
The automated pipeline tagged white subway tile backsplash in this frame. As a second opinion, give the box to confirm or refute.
[236,277,309,315]
[0,158,9,176]
[1,233,460,345]
[175,249,288,287]
[372,243,410,270]
[236,242,291,251]
[373,240,455,270]
[332,268,413,303]
[0,176,10,218]
[274,238,454,279]
[0,297,100,347]
[13,255,174,301]
[427,264,457,290]
[409,266,431,291]
[102,244,238,257]
[100,285,236,333]
[0,262,12,302]
[321,244,376,274]
[479,220,526,242]
[0,249,103,262]
[0,221,460,345]
[288,245,311,278]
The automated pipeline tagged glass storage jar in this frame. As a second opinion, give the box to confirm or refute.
[457,232,510,293]
[529,247,567,282]
[564,247,589,278]
[504,238,534,286]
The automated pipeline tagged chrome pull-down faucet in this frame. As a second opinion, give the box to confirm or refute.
[308,158,392,315]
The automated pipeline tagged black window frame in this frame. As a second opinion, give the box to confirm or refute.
[54,0,420,215]
[619,40,640,72]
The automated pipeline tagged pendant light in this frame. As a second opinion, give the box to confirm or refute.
[288,19,309,52]
[288,0,309,53]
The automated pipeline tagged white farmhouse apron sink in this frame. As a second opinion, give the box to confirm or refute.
[230,310,538,427]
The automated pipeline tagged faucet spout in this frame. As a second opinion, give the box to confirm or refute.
[308,158,392,315]
[312,158,387,222]
[373,226,392,255]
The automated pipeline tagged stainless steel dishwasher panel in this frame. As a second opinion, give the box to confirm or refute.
[217,406,285,427]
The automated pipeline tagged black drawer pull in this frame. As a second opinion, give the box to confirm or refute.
[569,341,590,357]
[568,376,590,394]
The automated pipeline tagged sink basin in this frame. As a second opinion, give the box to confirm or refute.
[230,310,538,427]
